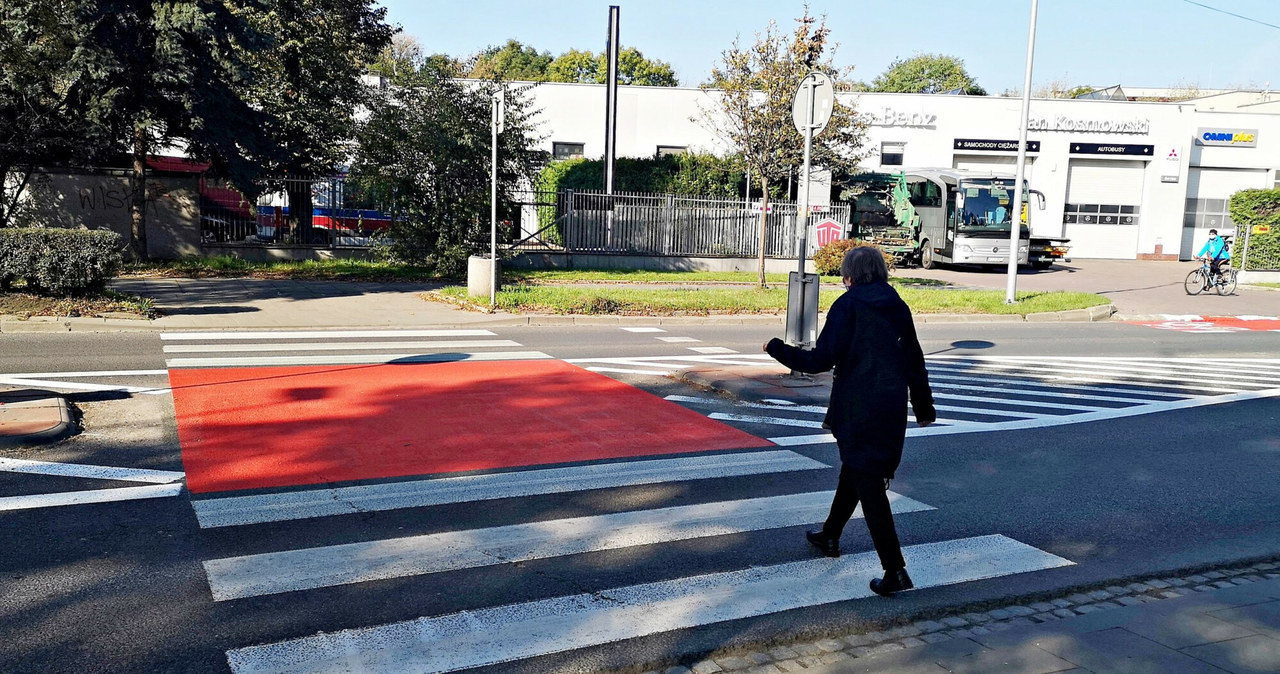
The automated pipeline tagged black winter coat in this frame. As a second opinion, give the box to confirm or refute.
[766,281,934,478]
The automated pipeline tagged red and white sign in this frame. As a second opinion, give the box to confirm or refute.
[815,219,844,247]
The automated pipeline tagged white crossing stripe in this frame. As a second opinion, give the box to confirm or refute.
[191,450,827,528]
[657,336,700,343]
[0,369,168,379]
[0,457,185,484]
[926,361,1246,395]
[929,379,1182,404]
[162,340,521,354]
[687,346,738,354]
[0,484,183,512]
[202,490,935,601]
[620,327,665,333]
[933,392,1100,412]
[770,385,1280,445]
[165,351,553,369]
[225,534,1071,674]
[0,377,159,394]
[666,394,828,415]
[586,367,672,376]
[709,412,825,429]
[160,329,496,340]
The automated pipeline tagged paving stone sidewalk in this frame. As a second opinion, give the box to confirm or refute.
[644,566,1280,674]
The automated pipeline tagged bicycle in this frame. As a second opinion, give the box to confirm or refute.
[1184,258,1237,296]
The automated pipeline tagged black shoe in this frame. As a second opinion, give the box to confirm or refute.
[805,529,840,558]
[870,568,914,596]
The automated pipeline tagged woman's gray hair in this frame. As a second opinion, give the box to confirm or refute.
[840,246,889,285]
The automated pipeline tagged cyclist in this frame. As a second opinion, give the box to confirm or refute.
[1196,229,1231,279]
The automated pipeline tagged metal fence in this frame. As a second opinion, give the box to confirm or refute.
[510,189,851,258]
[200,176,390,247]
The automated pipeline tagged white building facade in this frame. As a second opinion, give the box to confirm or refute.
[524,81,1280,260]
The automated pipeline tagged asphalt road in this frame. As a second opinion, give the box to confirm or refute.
[1,323,1277,673]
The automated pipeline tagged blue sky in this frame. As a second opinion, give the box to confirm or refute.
[376,0,1280,93]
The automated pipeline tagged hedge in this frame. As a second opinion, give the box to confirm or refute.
[1228,189,1280,271]
[0,228,124,295]
[812,238,896,276]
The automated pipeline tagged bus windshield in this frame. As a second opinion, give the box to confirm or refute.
[956,179,1027,234]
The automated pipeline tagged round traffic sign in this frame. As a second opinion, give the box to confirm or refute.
[791,71,835,136]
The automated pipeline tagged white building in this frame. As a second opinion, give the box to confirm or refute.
[523,81,1280,260]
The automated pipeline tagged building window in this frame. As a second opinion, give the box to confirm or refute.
[553,142,585,160]
[656,145,688,158]
[881,142,905,166]
[1064,204,1139,225]
[1182,198,1231,231]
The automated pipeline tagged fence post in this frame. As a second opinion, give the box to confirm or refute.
[1240,224,1252,274]
[664,194,675,255]
[565,189,574,268]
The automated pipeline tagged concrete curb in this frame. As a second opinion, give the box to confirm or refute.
[0,389,77,448]
[0,304,1119,332]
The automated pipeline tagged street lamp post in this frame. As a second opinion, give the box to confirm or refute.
[1006,0,1040,304]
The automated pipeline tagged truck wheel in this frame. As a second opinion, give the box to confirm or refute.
[920,241,937,270]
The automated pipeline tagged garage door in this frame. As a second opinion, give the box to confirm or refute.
[1180,168,1269,259]
[1063,159,1146,259]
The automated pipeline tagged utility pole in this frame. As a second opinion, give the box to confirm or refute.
[1006,0,1039,304]
[491,90,504,308]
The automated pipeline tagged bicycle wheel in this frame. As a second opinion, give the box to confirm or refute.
[1184,269,1206,295]
[1217,269,1237,295]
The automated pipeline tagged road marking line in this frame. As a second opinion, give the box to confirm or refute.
[934,404,1050,419]
[620,327,666,333]
[225,534,1070,674]
[165,351,553,368]
[665,395,828,415]
[162,340,522,354]
[0,377,158,394]
[925,362,1243,395]
[0,457,185,484]
[687,347,738,354]
[0,484,183,512]
[161,329,496,340]
[585,367,673,376]
[709,413,825,429]
[0,369,168,378]
[657,336,701,343]
[1038,358,1280,384]
[190,450,827,528]
[932,393,1100,412]
[927,372,1188,400]
[203,491,935,601]
[973,357,1280,387]
[929,379,1183,404]
[769,386,1280,445]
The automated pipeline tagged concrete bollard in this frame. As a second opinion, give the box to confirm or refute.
[467,255,500,298]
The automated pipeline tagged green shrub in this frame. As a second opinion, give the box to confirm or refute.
[0,228,124,295]
[812,238,896,276]
[1229,189,1280,271]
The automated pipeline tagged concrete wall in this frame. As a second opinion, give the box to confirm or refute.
[15,170,201,259]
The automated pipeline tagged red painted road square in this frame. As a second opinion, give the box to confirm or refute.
[169,360,773,493]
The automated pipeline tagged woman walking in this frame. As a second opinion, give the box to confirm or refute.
[764,247,935,596]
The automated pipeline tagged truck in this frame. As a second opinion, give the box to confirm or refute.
[842,168,1070,270]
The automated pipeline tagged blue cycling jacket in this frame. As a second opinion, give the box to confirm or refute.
[1198,237,1230,260]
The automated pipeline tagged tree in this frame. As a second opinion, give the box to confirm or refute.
[537,46,680,86]
[702,10,868,286]
[80,0,271,259]
[241,0,393,243]
[870,53,986,96]
[468,40,553,81]
[350,62,546,275]
[0,1,119,228]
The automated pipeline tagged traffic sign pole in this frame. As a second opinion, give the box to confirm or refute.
[797,79,815,275]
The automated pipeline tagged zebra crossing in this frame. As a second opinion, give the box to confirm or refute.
[572,354,1280,442]
[161,329,550,368]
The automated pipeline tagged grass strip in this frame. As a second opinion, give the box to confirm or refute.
[0,288,156,319]
[123,257,439,282]
[429,284,1109,316]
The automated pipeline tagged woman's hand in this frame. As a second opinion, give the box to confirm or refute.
[763,341,770,352]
